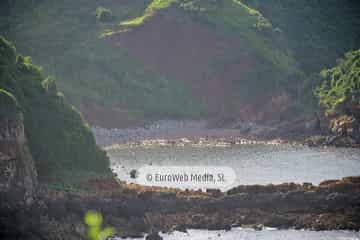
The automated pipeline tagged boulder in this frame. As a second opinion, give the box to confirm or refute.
[329,115,360,141]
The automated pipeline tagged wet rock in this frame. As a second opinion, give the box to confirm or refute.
[130,169,138,179]
[224,224,232,231]
[329,136,358,147]
[254,224,264,231]
[173,224,187,233]
[146,232,162,240]
[304,135,328,147]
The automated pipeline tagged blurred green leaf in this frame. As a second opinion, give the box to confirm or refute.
[84,211,103,227]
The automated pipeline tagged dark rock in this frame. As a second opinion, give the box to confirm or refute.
[173,224,187,233]
[254,224,264,231]
[224,224,232,231]
[0,110,37,207]
[146,232,162,240]
[330,115,359,138]
[304,135,327,147]
[206,188,222,197]
[130,169,138,179]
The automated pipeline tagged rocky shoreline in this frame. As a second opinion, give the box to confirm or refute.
[93,118,360,148]
[92,120,244,147]
[2,116,360,239]
[1,176,360,239]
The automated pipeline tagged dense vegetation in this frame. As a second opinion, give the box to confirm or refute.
[243,0,360,74]
[0,37,110,184]
[0,89,19,120]
[316,49,360,116]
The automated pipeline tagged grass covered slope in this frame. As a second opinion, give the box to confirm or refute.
[112,0,302,119]
[1,0,303,124]
[316,49,360,116]
[118,0,298,75]
[0,37,110,184]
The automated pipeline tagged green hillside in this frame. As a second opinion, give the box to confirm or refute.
[0,37,110,184]
[1,0,203,125]
[0,0,302,125]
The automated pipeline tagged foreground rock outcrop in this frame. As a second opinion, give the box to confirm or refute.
[1,175,359,239]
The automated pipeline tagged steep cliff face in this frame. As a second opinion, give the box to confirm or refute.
[0,90,37,207]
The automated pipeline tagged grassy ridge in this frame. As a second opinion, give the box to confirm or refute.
[0,36,110,184]
[120,0,177,27]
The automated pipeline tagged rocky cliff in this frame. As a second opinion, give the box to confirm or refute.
[0,90,39,239]
[0,90,37,207]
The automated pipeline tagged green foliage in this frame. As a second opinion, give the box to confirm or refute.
[84,211,115,240]
[95,7,114,22]
[0,36,110,183]
[0,88,19,119]
[316,49,360,115]
[243,0,360,74]
[120,0,177,27]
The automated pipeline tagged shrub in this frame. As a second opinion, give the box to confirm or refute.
[84,211,115,240]
[316,49,360,115]
[95,7,114,22]
[0,88,19,119]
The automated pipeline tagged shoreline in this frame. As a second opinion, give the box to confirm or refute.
[92,119,359,149]
[4,176,358,239]
[103,136,297,151]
